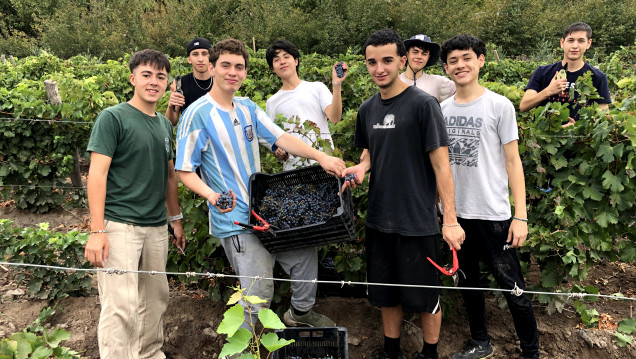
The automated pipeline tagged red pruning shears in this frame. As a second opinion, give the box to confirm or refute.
[234,210,276,236]
[427,247,465,286]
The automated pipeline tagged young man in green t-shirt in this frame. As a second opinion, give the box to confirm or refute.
[85,49,185,359]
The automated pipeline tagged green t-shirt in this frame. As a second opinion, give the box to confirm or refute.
[87,102,174,226]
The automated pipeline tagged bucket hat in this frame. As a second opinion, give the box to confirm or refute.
[404,34,440,68]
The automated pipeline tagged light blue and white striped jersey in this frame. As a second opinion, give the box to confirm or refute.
[175,93,285,238]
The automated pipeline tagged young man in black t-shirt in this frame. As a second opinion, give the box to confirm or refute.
[165,37,213,126]
[342,29,465,359]
[520,22,611,126]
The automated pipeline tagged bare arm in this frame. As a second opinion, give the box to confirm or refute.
[166,160,185,250]
[324,62,349,124]
[275,133,345,176]
[164,80,185,126]
[519,72,568,112]
[85,152,112,268]
[503,141,528,248]
[429,146,465,250]
[176,170,236,213]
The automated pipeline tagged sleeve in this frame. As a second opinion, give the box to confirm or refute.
[165,118,175,161]
[438,76,456,103]
[316,82,333,112]
[496,96,519,145]
[86,109,118,158]
[524,66,546,92]
[593,72,612,104]
[354,109,368,149]
[253,103,286,147]
[175,110,207,172]
[420,98,449,152]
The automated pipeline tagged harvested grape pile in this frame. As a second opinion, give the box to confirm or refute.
[257,182,339,230]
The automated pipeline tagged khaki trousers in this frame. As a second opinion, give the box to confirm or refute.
[97,221,169,359]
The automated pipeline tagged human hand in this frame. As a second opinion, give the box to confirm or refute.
[207,190,237,213]
[340,165,365,194]
[170,221,186,252]
[547,71,568,96]
[168,91,185,111]
[318,155,346,177]
[442,224,465,250]
[84,232,109,268]
[332,62,349,85]
[274,147,289,160]
[507,219,528,248]
[561,117,576,128]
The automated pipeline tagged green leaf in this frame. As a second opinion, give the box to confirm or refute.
[227,291,242,305]
[258,308,286,329]
[594,209,619,228]
[618,318,636,334]
[217,304,245,337]
[613,332,633,348]
[601,170,624,192]
[596,142,614,162]
[260,332,295,352]
[46,329,70,348]
[218,328,251,359]
[15,337,32,359]
[243,295,268,305]
[30,346,53,359]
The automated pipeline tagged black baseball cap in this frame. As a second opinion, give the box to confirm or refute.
[186,37,211,56]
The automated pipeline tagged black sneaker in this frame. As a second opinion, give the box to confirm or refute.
[413,352,439,359]
[451,339,494,359]
[369,348,407,359]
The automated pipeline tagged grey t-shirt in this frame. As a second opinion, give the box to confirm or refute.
[440,89,518,220]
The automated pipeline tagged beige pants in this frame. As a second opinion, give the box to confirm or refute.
[97,221,169,359]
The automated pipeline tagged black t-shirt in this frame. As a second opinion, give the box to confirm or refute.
[180,72,213,112]
[524,61,611,120]
[355,86,449,236]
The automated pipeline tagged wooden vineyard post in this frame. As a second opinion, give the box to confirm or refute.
[44,80,84,188]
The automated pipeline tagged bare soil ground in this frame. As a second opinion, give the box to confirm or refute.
[0,206,634,358]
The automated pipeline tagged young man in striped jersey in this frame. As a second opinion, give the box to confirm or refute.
[174,38,345,330]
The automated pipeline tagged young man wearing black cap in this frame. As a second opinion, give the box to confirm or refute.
[165,37,213,126]
[401,34,455,103]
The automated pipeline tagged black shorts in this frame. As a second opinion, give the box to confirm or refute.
[365,226,441,313]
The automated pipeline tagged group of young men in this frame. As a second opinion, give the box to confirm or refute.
[85,21,611,359]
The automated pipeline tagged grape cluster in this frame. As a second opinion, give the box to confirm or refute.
[215,191,233,210]
[258,183,339,230]
[334,62,345,78]
[344,173,357,183]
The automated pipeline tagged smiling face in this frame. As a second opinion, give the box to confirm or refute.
[407,46,430,73]
[364,43,407,89]
[560,30,592,62]
[129,63,168,105]
[210,51,247,95]
[443,48,484,87]
[271,49,299,80]
[188,48,211,77]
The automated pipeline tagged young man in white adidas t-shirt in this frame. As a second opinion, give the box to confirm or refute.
[440,34,539,359]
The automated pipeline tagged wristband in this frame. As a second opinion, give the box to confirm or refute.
[91,230,106,234]
[442,223,460,227]
[513,216,528,223]
[332,82,342,87]
[169,213,183,222]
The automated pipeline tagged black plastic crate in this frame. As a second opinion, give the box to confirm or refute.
[271,327,348,359]
[248,165,355,253]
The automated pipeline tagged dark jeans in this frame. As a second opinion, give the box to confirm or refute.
[457,218,539,357]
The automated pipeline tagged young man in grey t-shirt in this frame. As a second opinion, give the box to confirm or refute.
[440,34,539,359]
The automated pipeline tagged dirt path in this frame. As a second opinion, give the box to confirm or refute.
[0,207,634,358]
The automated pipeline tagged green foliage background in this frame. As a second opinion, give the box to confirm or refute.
[0,43,634,307]
[1,0,636,59]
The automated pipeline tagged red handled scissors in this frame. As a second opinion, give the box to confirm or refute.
[234,210,276,237]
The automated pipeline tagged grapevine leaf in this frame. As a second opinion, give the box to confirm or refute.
[613,332,633,348]
[257,308,286,329]
[217,304,244,336]
[260,332,295,352]
[594,210,619,228]
[601,170,624,192]
[596,142,614,162]
[218,328,251,359]
[618,318,636,334]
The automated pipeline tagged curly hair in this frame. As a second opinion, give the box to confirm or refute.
[440,34,486,64]
[362,29,406,58]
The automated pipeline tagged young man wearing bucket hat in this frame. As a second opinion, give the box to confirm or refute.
[401,34,455,103]
[165,37,213,126]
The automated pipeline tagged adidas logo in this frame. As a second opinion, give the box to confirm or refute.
[233,119,240,126]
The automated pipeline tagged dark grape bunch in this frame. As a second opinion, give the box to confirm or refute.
[344,173,357,183]
[334,62,345,78]
[258,182,339,230]
[215,190,233,210]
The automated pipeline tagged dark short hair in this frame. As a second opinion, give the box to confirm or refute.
[209,38,250,68]
[266,40,301,74]
[563,22,592,40]
[129,49,171,74]
[440,34,486,63]
[362,29,406,58]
